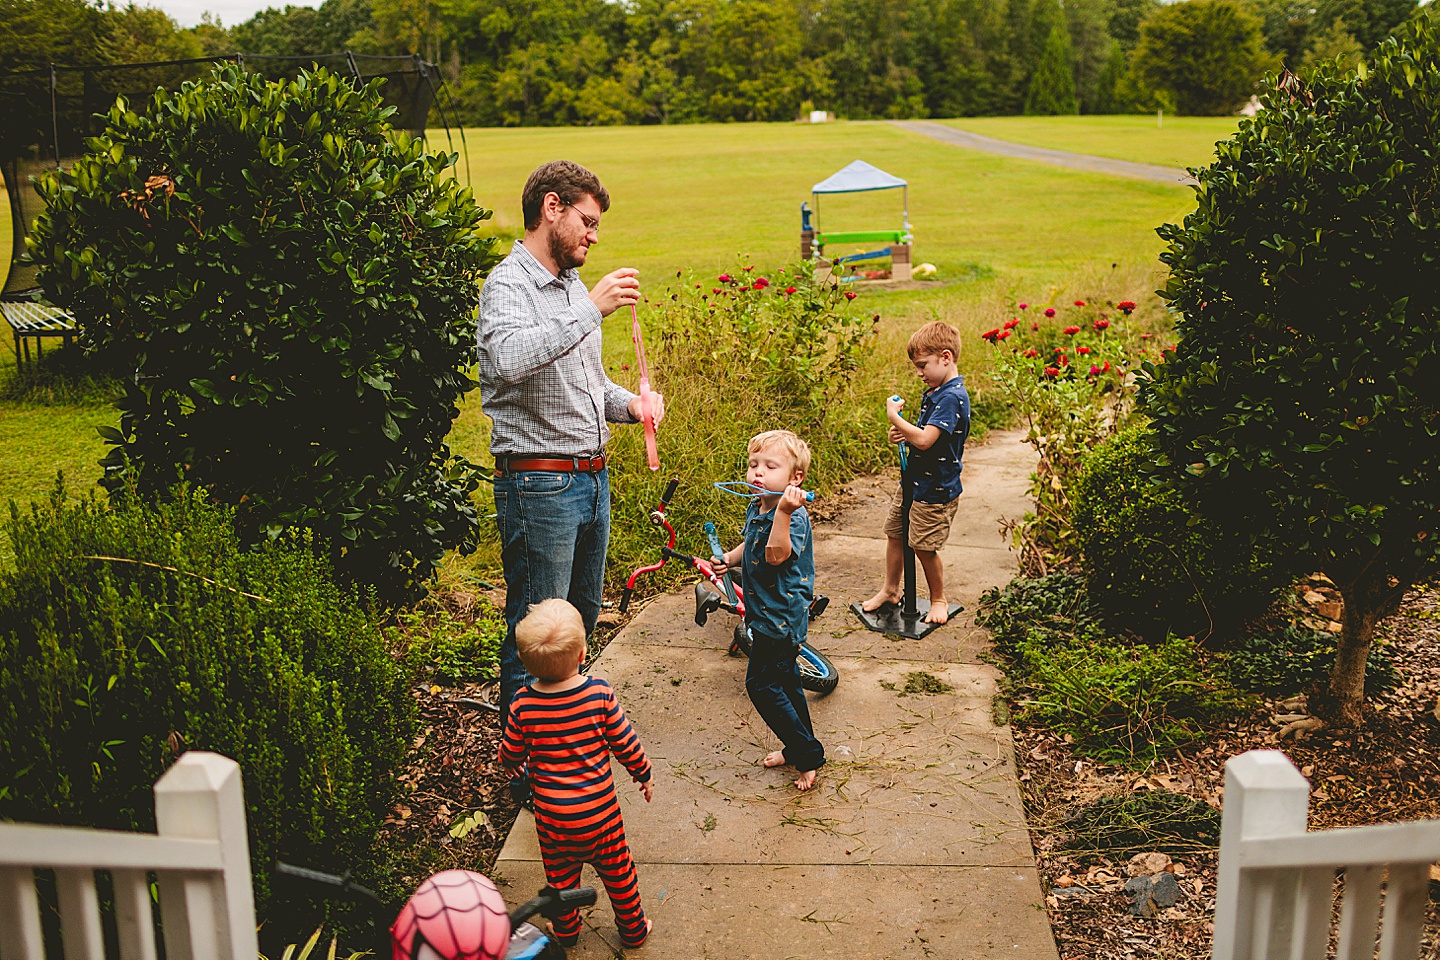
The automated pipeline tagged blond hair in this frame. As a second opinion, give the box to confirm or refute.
[748,429,812,478]
[907,321,961,361]
[515,599,587,681]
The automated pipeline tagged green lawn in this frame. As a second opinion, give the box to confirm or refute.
[941,115,1244,172]
[0,120,1195,557]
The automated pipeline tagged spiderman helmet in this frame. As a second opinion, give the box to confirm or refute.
[391,870,511,960]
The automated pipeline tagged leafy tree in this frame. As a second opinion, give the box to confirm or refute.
[1026,22,1079,113]
[1315,0,1416,49]
[1143,20,1440,725]
[1133,0,1269,114]
[1066,0,1118,111]
[1302,16,1364,70]
[0,0,109,70]
[231,0,372,56]
[29,66,498,602]
[100,3,202,62]
[1091,40,1128,111]
[1237,0,1316,66]
[1108,0,1161,48]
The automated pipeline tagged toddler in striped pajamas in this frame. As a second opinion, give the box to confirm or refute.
[499,598,654,949]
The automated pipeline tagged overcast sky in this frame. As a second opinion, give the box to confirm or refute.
[160,0,320,29]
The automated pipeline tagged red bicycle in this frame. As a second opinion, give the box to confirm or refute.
[620,478,839,695]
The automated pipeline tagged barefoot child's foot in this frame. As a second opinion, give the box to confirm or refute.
[761,750,788,768]
[794,768,818,791]
[861,589,900,612]
[924,600,951,625]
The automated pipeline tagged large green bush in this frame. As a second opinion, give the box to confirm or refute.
[1143,19,1440,723]
[1132,0,1270,115]
[28,64,498,602]
[1072,422,1290,638]
[0,483,416,905]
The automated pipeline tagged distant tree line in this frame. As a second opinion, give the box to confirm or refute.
[0,0,1424,121]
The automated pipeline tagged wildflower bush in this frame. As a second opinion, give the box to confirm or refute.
[980,298,1146,572]
[28,64,499,603]
[978,573,1241,763]
[0,482,415,907]
[602,261,885,590]
[1072,421,1290,639]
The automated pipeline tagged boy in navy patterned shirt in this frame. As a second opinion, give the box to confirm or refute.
[712,430,825,791]
[861,321,971,625]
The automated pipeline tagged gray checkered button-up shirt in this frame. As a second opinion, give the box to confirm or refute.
[477,240,638,458]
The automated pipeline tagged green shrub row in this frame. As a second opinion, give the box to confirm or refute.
[0,483,416,906]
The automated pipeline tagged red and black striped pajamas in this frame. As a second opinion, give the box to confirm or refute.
[499,676,651,947]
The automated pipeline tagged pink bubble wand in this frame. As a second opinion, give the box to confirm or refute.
[631,305,660,471]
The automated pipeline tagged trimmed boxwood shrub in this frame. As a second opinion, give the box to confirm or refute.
[1072,422,1290,639]
[0,482,416,905]
[28,64,499,603]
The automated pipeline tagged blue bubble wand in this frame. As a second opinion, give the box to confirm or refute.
[712,481,817,503]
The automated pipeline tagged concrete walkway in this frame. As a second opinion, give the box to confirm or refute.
[494,430,1058,959]
[894,120,1200,187]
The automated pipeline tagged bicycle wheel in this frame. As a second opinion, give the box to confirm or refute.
[796,643,840,695]
[730,624,840,695]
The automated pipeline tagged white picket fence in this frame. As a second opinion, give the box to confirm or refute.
[0,752,258,960]
[1213,749,1440,960]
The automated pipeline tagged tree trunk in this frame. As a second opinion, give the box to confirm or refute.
[1325,580,1382,727]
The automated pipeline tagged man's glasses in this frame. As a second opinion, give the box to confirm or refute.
[567,205,601,234]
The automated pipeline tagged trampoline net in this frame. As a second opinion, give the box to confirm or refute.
[0,53,442,298]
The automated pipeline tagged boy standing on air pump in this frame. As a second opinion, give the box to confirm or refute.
[861,321,971,625]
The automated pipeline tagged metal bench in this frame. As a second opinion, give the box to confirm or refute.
[2,300,77,364]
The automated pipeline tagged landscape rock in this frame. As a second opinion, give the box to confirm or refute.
[1126,852,1172,877]
[1124,876,1158,918]
[1318,601,1343,620]
[1303,590,1326,605]
[1150,870,1181,908]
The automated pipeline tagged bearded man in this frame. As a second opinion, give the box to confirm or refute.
[477,160,665,748]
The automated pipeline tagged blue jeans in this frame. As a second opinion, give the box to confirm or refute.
[493,468,610,731]
[745,629,825,772]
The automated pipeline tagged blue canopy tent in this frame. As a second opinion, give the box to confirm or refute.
[801,159,913,279]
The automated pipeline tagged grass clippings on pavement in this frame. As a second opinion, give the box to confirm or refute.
[1013,581,1440,960]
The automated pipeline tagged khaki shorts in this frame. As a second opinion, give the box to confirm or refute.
[883,489,959,552]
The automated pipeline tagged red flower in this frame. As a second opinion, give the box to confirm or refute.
[1094,318,1110,331]
[1031,322,1040,331]
[1019,302,1028,310]
[1043,366,1060,378]
[844,291,858,300]
[982,328,1001,343]
[1076,346,1091,355]
[753,282,765,290]
[621,363,630,371]
[1044,308,1056,318]
[1064,325,1081,335]
[718,274,732,283]
[1074,300,1086,307]
[1117,301,1137,314]
[1140,333,1153,339]
[1055,346,1066,354]
[712,288,722,294]
[1024,348,1039,358]
[743,265,754,272]
[785,286,797,295]
[1102,361,1111,373]
[754,277,770,289]
[1004,318,1020,330]
[997,330,1012,340]
[1060,355,1070,366]
[1088,364,1101,376]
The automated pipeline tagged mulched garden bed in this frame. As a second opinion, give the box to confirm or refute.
[1015,580,1440,960]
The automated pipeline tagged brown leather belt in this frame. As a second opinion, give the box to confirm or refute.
[494,454,607,478]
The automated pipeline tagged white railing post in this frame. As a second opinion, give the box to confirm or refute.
[153,753,258,960]
[0,866,45,960]
[1212,749,1311,960]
